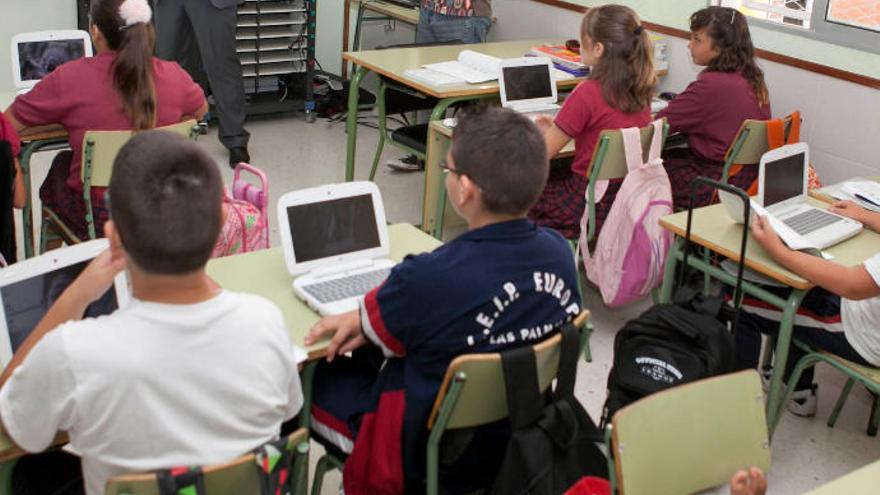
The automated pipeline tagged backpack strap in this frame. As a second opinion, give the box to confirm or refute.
[552,322,581,400]
[645,119,665,164]
[620,126,644,174]
[254,437,293,495]
[500,342,544,431]
[157,467,206,495]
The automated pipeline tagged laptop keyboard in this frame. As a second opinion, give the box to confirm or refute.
[782,209,842,236]
[301,268,392,304]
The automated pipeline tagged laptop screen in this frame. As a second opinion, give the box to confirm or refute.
[763,152,806,207]
[1,260,117,353]
[286,193,382,263]
[17,38,87,83]
[502,64,553,102]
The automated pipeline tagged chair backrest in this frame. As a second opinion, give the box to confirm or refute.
[610,370,770,495]
[724,114,795,166]
[104,428,308,495]
[587,119,669,183]
[427,311,589,430]
[81,119,199,188]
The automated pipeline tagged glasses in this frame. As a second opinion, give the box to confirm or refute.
[439,160,484,192]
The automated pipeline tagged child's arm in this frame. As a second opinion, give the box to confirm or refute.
[751,215,880,300]
[829,200,880,232]
[534,115,572,160]
[0,249,125,387]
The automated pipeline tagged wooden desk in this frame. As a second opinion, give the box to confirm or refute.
[656,199,880,435]
[424,120,575,237]
[205,223,442,359]
[806,459,880,494]
[342,39,586,186]
[345,0,420,79]
[810,176,880,204]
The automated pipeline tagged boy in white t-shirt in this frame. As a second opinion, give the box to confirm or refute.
[0,131,303,495]
[736,200,880,416]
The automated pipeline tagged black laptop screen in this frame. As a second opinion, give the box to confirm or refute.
[502,64,553,102]
[763,152,805,207]
[286,194,381,263]
[1,260,117,353]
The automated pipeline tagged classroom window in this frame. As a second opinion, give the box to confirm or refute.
[713,0,880,54]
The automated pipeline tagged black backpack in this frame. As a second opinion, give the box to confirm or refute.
[600,177,750,428]
[490,322,608,495]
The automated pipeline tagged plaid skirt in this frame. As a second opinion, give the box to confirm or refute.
[664,147,758,210]
[39,151,109,241]
[528,167,621,240]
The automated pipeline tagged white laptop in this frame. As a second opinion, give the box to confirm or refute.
[498,57,560,118]
[0,239,130,369]
[720,143,862,251]
[11,30,93,94]
[277,181,394,316]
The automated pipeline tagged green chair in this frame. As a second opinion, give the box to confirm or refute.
[606,370,770,495]
[773,343,880,436]
[311,311,593,495]
[719,113,795,186]
[105,428,310,495]
[40,120,199,252]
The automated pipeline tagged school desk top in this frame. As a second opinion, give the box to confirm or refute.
[205,223,442,359]
[658,199,880,290]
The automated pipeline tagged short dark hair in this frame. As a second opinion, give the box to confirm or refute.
[451,106,548,215]
[109,131,222,274]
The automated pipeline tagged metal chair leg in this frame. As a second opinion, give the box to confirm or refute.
[868,392,880,437]
[310,455,331,495]
[827,378,855,428]
[369,82,389,181]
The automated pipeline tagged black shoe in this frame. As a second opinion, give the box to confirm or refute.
[386,154,424,172]
[229,146,250,168]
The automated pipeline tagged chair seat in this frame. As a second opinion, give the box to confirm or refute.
[819,351,880,382]
[390,124,429,154]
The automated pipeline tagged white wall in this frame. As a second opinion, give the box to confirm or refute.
[489,0,880,183]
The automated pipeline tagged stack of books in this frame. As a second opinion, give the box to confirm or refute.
[528,45,589,77]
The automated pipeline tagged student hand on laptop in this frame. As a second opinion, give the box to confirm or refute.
[532,114,555,133]
[750,215,786,256]
[66,249,127,308]
[829,200,876,227]
[305,310,365,362]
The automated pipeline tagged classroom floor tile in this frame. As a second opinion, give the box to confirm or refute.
[16,112,880,494]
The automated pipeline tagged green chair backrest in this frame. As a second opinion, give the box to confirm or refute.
[81,119,198,188]
[427,311,589,430]
[587,119,669,183]
[610,370,770,495]
[104,428,308,495]
[724,114,795,166]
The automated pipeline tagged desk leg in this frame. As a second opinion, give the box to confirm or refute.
[345,67,368,182]
[765,289,807,437]
[299,360,317,431]
[658,237,685,303]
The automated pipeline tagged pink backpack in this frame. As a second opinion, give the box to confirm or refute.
[212,163,270,258]
[579,120,672,307]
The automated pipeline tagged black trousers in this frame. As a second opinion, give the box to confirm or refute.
[154,0,250,150]
[11,451,83,495]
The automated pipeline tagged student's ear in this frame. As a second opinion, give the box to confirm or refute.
[89,24,103,45]
[457,174,480,207]
[593,42,604,60]
[104,221,125,262]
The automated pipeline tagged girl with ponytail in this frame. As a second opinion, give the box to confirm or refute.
[4,0,207,242]
[529,4,656,239]
[657,6,771,209]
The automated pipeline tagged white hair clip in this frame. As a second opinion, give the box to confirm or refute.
[119,0,152,28]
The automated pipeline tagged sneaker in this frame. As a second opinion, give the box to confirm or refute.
[229,146,250,168]
[787,386,818,417]
[386,154,424,172]
[760,366,773,392]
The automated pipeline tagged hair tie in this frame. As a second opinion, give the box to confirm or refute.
[633,25,644,35]
[119,0,152,29]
